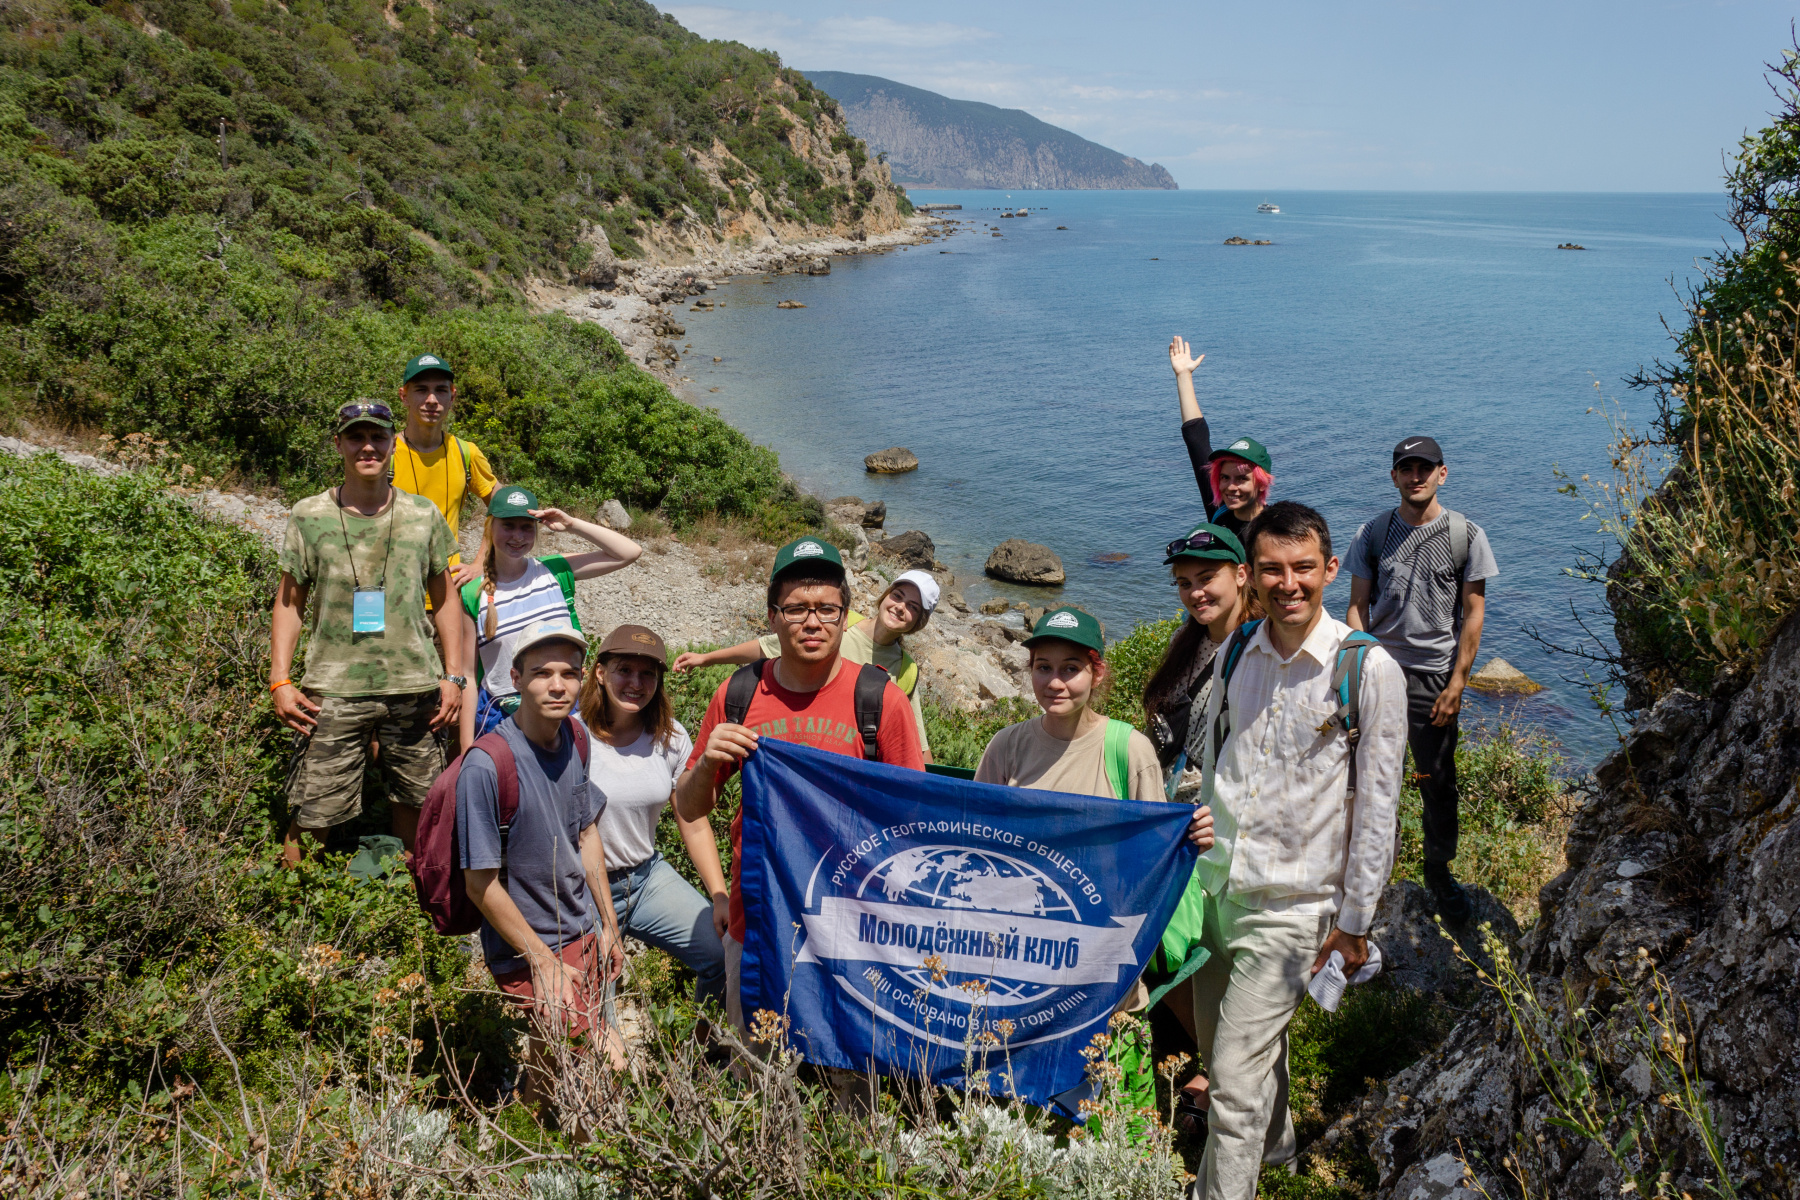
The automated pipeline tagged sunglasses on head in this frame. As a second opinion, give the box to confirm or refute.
[1166,533,1222,558]
[337,402,394,423]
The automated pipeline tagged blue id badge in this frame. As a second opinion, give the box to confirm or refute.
[352,588,386,633]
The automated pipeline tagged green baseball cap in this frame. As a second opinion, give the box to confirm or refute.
[1208,435,1272,475]
[1163,522,1245,565]
[769,535,845,582]
[402,353,454,384]
[334,400,396,434]
[1023,606,1105,655]
[488,485,539,519]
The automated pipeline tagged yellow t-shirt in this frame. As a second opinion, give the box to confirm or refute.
[391,433,497,564]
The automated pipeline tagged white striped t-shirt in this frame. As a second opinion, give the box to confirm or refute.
[472,556,577,698]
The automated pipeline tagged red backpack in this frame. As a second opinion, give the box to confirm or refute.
[411,718,591,935]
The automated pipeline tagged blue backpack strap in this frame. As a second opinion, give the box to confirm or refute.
[1210,618,1262,762]
[1319,631,1381,795]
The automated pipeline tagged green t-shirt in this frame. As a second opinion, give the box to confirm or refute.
[279,488,456,697]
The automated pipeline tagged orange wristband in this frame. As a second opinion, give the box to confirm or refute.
[269,679,293,692]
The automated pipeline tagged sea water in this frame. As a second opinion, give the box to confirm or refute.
[677,190,1725,765]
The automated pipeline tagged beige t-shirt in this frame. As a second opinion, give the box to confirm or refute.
[973,715,1164,801]
[759,618,931,756]
[975,713,1169,1013]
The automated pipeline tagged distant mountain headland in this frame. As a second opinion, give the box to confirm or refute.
[804,71,1178,191]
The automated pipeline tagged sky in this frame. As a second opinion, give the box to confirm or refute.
[662,0,1797,191]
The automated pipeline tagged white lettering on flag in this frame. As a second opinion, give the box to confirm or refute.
[795,897,1145,986]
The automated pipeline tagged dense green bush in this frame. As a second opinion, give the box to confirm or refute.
[0,453,500,1094]
[0,0,898,521]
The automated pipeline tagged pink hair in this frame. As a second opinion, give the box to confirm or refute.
[1208,458,1273,508]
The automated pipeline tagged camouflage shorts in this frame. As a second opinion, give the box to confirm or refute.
[286,690,445,830]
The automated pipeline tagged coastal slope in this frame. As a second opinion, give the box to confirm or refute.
[804,71,1177,190]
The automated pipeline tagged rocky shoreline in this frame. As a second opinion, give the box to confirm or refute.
[523,215,948,382]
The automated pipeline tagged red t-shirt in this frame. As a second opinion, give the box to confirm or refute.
[685,660,925,941]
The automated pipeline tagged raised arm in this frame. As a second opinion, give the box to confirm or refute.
[531,507,641,580]
[1170,337,1219,512]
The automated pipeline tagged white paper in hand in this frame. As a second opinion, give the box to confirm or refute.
[1307,943,1383,1013]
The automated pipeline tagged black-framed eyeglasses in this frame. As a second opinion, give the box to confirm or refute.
[337,402,394,423]
[1166,533,1221,558]
[775,603,846,624]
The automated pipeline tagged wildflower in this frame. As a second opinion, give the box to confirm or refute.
[959,977,990,997]
[397,973,426,994]
[374,988,399,1005]
[976,1031,1000,1048]
[749,1009,790,1045]
[372,1024,392,1038]
[922,954,948,982]
[995,1018,1015,1039]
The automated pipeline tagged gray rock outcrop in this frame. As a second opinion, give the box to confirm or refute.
[1326,614,1800,1198]
[1468,657,1544,695]
[873,530,934,570]
[599,499,632,530]
[864,447,919,474]
[985,539,1065,586]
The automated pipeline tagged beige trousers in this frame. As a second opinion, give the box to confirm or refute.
[1190,893,1333,1200]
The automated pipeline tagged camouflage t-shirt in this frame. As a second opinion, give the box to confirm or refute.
[279,489,456,697]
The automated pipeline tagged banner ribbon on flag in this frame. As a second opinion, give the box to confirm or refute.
[738,738,1199,1107]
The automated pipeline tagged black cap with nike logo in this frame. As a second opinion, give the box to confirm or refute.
[1393,436,1444,467]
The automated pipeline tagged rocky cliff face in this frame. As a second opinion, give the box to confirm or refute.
[1329,618,1800,1198]
[807,71,1177,191]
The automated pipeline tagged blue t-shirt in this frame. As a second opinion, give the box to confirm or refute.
[456,717,603,972]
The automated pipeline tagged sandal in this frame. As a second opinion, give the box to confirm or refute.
[1174,1080,1210,1137]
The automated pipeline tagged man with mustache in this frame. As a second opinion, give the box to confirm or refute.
[1189,501,1406,1200]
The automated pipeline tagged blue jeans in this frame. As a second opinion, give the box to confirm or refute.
[608,853,726,1007]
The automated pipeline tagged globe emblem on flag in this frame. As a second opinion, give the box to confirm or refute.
[860,846,1078,1005]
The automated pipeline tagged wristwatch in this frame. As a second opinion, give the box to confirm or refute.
[441,674,468,687]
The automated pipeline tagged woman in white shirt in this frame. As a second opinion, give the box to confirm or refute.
[457,485,640,747]
[580,624,728,1006]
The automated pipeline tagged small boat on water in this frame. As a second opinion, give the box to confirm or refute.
[1257,202,1280,214]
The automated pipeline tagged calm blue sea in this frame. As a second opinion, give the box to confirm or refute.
[676,190,1726,766]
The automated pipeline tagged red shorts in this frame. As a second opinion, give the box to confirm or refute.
[490,931,603,1040]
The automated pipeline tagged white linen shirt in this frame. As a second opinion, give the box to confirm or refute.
[1193,612,1406,936]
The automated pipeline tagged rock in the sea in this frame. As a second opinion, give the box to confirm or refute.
[980,598,1010,615]
[860,500,886,529]
[864,447,919,474]
[804,256,831,275]
[776,300,807,309]
[873,530,935,570]
[985,539,1065,586]
[598,499,632,531]
[1467,657,1544,695]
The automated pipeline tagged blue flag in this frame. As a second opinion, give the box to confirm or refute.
[738,739,1198,1108]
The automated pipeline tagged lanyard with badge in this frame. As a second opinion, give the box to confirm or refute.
[337,485,398,633]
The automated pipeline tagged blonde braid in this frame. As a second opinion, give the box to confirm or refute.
[481,516,500,641]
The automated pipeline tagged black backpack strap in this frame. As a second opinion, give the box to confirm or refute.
[1364,509,1394,592]
[723,660,765,727]
[852,663,889,762]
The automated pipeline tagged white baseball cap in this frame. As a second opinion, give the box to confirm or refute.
[511,618,588,665]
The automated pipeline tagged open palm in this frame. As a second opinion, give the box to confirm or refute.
[1169,335,1205,375]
